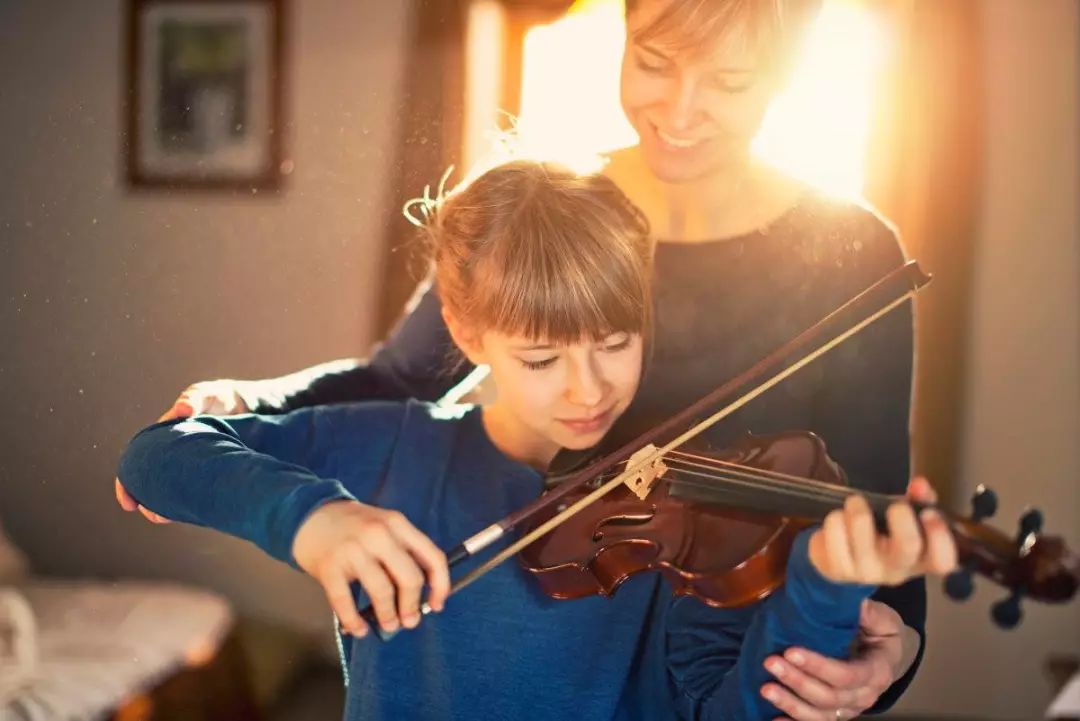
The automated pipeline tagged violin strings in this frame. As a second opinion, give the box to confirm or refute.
[662,454,858,503]
[658,464,890,513]
[664,449,850,493]
[634,452,899,510]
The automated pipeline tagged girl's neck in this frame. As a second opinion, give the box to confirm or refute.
[481,404,559,471]
[605,148,807,244]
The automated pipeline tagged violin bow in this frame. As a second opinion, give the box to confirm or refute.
[360,260,932,639]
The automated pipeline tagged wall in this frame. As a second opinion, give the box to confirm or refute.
[894,1,1080,718]
[0,0,411,636]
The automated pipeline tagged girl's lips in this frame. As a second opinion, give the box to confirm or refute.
[557,407,614,434]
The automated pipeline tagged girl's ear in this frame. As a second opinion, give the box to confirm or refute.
[442,306,487,366]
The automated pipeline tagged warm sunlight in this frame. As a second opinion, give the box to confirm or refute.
[516,0,637,165]
[514,0,889,198]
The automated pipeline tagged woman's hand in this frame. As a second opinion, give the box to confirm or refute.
[807,476,957,586]
[159,379,252,420]
[760,599,921,721]
[114,380,254,523]
[292,500,451,637]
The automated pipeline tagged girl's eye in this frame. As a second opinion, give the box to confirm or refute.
[521,357,558,371]
[603,337,632,353]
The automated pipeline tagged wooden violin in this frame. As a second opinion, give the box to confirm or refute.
[360,261,1079,639]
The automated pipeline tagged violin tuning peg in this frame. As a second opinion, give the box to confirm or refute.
[944,567,974,601]
[1017,507,1043,540]
[991,589,1024,630]
[970,484,998,522]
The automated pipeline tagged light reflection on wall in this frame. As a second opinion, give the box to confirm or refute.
[515,0,888,199]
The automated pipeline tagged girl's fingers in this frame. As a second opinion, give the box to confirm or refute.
[138,505,171,524]
[387,515,450,612]
[907,476,937,505]
[365,526,426,629]
[920,508,959,574]
[346,547,400,633]
[115,478,139,511]
[844,495,881,582]
[883,501,923,579]
[321,564,367,637]
[822,509,856,581]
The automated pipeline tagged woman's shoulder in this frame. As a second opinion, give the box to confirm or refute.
[790,188,905,260]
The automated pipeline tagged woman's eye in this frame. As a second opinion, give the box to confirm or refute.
[712,75,755,94]
[521,357,558,371]
[635,53,669,74]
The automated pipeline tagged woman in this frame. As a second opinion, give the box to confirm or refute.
[118,1,929,718]
[118,161,955,721]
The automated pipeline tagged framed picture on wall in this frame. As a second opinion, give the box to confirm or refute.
[124,0,286,190]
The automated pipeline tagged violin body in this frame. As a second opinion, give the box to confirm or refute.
[520,432,847,608]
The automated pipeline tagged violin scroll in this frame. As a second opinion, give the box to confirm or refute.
[944,489,1079,629]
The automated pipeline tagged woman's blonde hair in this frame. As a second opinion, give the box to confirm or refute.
[415,161,653,344]
[625,0,823,74]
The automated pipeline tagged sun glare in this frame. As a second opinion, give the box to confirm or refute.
[513,0,888,198]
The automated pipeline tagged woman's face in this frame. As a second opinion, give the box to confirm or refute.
[620,0,778,184]
[477,330,644,460]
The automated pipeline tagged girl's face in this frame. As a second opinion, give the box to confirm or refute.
[620,0,777,184]
[469,329,644,464]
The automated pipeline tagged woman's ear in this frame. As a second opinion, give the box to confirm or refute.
[442,307,487,366]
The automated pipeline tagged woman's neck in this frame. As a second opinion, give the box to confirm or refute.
[481,404,559,471]
[604,148,807,243]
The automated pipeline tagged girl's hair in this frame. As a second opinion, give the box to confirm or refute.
[625,0,823,74]
[418,161,653,344]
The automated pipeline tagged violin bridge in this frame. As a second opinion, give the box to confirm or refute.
[623,444,669,501]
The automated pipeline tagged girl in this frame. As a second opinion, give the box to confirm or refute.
[118,161,955,721]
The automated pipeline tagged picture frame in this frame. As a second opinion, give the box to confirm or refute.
[124,0,286,190]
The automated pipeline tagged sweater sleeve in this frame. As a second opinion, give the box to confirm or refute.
[240,280,476,413]
[117,403,407,565]
[667,530,876,721]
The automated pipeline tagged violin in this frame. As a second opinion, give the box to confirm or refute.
[360,261,1079,639]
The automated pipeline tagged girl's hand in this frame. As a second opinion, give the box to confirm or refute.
[115,380,253,523]
[808,477,958,586]
[292,500,451,637]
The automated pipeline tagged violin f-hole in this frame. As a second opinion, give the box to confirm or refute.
[593,506,658,542]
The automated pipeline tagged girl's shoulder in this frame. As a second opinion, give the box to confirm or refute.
[312,398,479,433]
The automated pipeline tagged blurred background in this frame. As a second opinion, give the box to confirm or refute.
[0,0,1076,719]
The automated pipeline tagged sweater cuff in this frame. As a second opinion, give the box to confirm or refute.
[784,530,876,628]
[269,479,356,568]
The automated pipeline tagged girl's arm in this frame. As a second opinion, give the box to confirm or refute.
[117,403,448,634]
[667,491,956,721]
[667,532,874,721]
[117,404,405,564]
